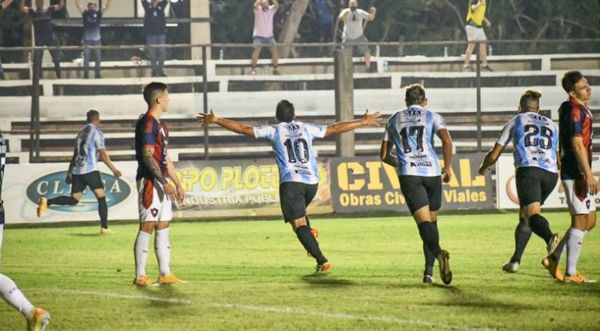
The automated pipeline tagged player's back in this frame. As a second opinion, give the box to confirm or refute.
[72,123,104,175]
[254,121,326,184]
[504,112,558,173]
[386,105,445,177]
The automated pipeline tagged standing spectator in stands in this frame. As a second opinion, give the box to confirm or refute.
[463,0,492,72]
[311,0,333,56]
[250,0,279,75]
[337,0,376,71]
[142,0,168,77]
[20,0,64,78]
[74,0,111,79]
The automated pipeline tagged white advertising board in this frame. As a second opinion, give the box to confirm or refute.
[3,162,139,224]
[495,154,600,209]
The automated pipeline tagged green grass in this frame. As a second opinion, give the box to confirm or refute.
[1,212,599,330]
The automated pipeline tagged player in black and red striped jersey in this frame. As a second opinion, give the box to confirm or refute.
[543,71,597,283]
[133,82,185,287]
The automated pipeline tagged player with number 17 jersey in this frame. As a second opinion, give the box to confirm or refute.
[254,122,326,184]
[383,105,447,177]
[496,112,558,173]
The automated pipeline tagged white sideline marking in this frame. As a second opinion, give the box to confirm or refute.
[30,288,494,331]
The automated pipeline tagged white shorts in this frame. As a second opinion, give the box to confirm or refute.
[563,179,596,215]
[466,25,487,42]
[137,178,173,222]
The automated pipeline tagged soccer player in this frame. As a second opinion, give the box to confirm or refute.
[198,100,381,272]
[380,84,453,285]
[37,110,122,234]
[478,90,561,274]
[542,71,597,283]
[133,82,185,286]
[0,130,51,331]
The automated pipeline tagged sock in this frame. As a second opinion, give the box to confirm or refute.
[47,196,78,206]
[97,197,108,229]
[134,231,151,278]
[0,273,34,318]
[529,214,553,244]
[417,221,441,257]
[155,228,171,276]
[295,225,327,265]
[510,217,532,263]
[423,242,435,276]
[566,228,585,276]
[551,229,570,260]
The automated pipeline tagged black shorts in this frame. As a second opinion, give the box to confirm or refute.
[399,175,442,214]
[71,170,104,194]
[516,167,558,207]
[279,182,318,223]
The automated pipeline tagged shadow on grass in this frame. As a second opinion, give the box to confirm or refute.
[133,283,193,307]
[300,273,356,287]
[68,233,102,237]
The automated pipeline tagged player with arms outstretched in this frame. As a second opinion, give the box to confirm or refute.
[133,82,185,286]
[199,100,381,272]
[380,84,453,285]
[0,130,51,330]
[478,90,561,275]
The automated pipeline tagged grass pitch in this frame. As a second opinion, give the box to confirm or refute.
[1,212,599,330]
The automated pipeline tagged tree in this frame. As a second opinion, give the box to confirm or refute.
[277,0,310,58]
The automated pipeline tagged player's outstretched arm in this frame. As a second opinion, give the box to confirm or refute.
[99,148,122,177]
[437,128,453,183]
[478,143,503,175]
[197,110,255,137]
[324,110,381,137]
[380,140,397,168]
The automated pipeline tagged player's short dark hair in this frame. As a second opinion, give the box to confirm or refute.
[561,71,584,93]
[519,89,542,112]
[405,84,426,106]
[143,82,168,106]
[276,99,295,123]
[86,109,100,123]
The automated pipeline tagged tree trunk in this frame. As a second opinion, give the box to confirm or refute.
[278,0,310,58]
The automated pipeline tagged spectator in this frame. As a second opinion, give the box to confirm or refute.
[21,0,65,79]
[463,0,492,72]
[337,0,376,70]
[251,0,279,75]
[311,0,333,56]
[74,0,112,79]
[142,0,168,77]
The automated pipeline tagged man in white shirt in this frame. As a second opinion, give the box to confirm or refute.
[338,0,376,70]
[250,0,280,75]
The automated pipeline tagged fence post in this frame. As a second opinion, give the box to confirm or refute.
[202,45,209,160]
[29,47,41,163]
[475,42,482,152]
[334,48,355,157]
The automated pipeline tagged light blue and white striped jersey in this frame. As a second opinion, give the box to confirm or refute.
[383,105,447,177]
[72,123,106,175]
[496,112,558,173]
[254,121,327,184]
